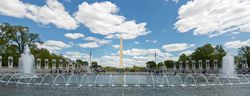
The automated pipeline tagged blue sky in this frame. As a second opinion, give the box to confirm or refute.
[0,0,250,67]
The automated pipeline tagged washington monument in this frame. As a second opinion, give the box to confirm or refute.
[119,34,124,68]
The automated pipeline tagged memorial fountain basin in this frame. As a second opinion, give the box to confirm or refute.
[1,73,249,87]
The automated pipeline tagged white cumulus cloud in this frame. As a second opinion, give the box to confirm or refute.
[175,0,250,37]
[74,1,149,39]
[134,41,140,44]
[224,39,250,49]
[63,51,89,60]
[78,42,100,48]
[0,0,78,30]
[162,43,195,52]
[35,40,72,53]
[164,0,179,4]
[84,37,111,45]
[146,40,158,43]
[113,45,120,49]
[123,48,162,56]
[79,36,112,48]
[64,33,84,39]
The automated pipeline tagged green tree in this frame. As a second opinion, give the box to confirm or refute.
[0,23,70,68]
[0,23,15,46]
[11,26,41,53]
[190,44,214,68]
[164,60,174,68]
[191,44,214,60]
[239,46,250,67]
[235,56,242,68]
[76,59,83,65]
[179,54,190,61]
[76,59,89,66]
[96,65,102,68]
[213,44,226,67]
[82,61,89,66]
[132,66,145,71]
[190,44,226,68]
[1,44,19,66]
[91,61,98,69]
[146,61,156,69]
[32,48,52,67]
[157,62,164,68]
[103,66,117,72]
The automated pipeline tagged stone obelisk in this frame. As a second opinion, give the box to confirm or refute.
[119,34,124,68]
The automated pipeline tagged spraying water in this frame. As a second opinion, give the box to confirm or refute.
[19,45,36,76]
[221,52,236,78]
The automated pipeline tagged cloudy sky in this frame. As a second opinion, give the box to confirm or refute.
[0,0,250,67]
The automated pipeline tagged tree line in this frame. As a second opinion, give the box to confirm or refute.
[0,23,103,68]
[146,44,250,70]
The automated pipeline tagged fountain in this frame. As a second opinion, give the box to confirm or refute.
[221,52,236,78]
[1,48,250,95]
[19,45,36,77]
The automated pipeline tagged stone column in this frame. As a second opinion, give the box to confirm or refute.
[244,58,248,68]
[59,60,63,69]
[173,63,176,71]
[0,56,2,68]
[214,59,218,70]
[66,60,69,70]
[52,59,56,70]
[179,61,183,70]
[206,60,210,70]
[8,56,13,68]
[37,58,41,69]
[199,60,202,70]
[45,59,49,69]
[185,61,189,71]
[192,60,196,70]
[66,60,70,74]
